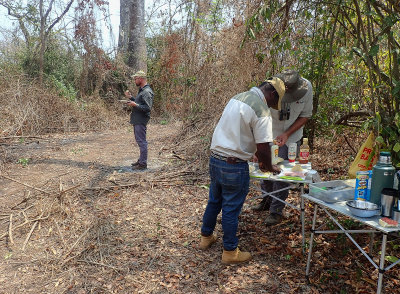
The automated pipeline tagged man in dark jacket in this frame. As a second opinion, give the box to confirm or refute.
[126,70,154,170]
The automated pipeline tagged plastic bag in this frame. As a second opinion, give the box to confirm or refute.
[348,132,379,178]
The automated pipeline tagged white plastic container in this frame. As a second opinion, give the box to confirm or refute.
[288,143,297,163]
[271,143,279,164]
[309,180,356,203]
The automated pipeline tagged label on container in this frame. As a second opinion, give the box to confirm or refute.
[355,170,372,201]
[288,143,297,162]
[299,151,309,160]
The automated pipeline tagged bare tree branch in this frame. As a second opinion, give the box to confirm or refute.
[45,0,74,38]
[0,1,31,45]
[335,111,373,126]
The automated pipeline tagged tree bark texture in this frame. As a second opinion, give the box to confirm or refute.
[118,0,131,52]
[127,0,147,72]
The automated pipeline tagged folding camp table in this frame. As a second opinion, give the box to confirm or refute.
[302,194,400,294]
[249,160,313,251]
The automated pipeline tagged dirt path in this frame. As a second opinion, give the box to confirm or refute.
[0,123,393,293]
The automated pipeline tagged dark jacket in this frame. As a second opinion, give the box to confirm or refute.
[130,84,154,125]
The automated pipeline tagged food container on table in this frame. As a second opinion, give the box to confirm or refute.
[346,200,380,218]
[309,180,356,203]
[393,210,400,222]
[305,170,322,183]
[288,143,297,163]
[380,188,397,217]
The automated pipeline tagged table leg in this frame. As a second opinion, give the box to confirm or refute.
[369,232,375,255]
[377,233,388,294]
[301,185,305,253]
[306,204,318,276]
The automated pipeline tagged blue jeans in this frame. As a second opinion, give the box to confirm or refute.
[201,156,249,251]
[133,124,148,165]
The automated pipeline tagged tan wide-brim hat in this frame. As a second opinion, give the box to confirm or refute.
[274,70,308,103]
[265,77,285,111]
[131,70,147,78]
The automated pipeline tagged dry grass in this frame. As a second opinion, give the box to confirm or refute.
[0,73,121,137]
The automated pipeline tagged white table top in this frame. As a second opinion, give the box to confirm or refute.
[249,160,313,184]
[302,194,400,233]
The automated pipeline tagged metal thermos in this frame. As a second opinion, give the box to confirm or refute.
[380,188,397,217]
[370,152,395,206]
[393,170,400,220]
[393,210,400,222]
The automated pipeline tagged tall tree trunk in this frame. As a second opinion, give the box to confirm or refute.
[39,0,45,85]
[118,0,131,53]
[127,0,147,72]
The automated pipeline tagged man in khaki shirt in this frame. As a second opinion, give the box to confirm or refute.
[253,70,313,226]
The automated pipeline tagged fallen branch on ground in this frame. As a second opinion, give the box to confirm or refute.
[11,191,31,210]
[0,174,50,195]
[57,184,81,200]
[21,211,44,251]
[0,136,43,140]
[8,214,14,245]
[344,135,357,154]
[22,220,39,251]
[0,212,50,240]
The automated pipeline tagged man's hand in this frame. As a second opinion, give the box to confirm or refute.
[259,163,281,174]
[276,117,309,146]
[127,101,138,107]
[125,90,132,99]
[275,133,289,147]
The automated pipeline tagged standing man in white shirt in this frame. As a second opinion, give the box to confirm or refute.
[198,77,285,264]
[252,70,313,226]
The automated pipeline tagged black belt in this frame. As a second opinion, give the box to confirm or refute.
[211,152,247,164]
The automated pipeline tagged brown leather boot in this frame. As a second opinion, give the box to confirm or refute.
[264,213,284,226]
[199,234,217,250]
[252,197,270,211]
[222,247,252,264]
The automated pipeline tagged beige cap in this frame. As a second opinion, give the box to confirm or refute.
[131,70,147,78]
[265,77,285,110]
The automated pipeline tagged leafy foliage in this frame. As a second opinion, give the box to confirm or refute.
[243,0,400,165]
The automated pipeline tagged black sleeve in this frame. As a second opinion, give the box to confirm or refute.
[136,90,154,113]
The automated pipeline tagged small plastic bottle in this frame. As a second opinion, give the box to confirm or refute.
[271,140,279,164]
[299,138,310,164]
[288,143,297,163]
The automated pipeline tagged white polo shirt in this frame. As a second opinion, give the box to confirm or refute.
[270,78,313,144]
[210,87,274,161]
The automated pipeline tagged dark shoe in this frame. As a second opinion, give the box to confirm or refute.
[252,198,271,211]
[264,213,284,226]
[132,163,147,170]
[131,161,140,167]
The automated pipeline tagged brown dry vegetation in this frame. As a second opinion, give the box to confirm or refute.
[0,72,122,137]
